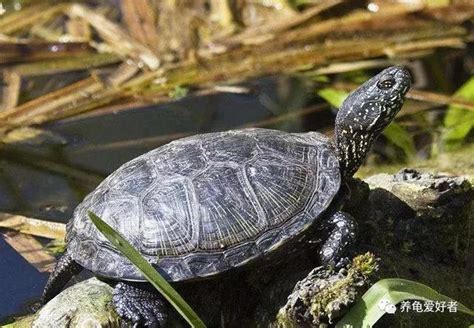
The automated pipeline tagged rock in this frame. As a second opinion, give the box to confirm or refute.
[354,168,473,328]
[365,168,472,215]
[274,253,379,328]
[32,278,119,328]
[361,168,473,263]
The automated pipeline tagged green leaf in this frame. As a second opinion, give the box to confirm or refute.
[87,211,206,328]
[311,75,330,83]
[382,122,416,159]
[169,85,189,99]
[317,88,348,108]
[442,77,474,150]
[342,70,371,84]
[336,278,474,328]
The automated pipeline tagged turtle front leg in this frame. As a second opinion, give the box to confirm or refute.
[319,211,357,268]
[113,281,167,327]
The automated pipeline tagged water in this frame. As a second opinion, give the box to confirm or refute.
[0,237,48,322]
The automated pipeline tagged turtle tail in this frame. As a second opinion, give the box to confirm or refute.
[42,249,82,304]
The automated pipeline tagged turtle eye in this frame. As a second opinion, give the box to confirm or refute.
[377,77,396,90]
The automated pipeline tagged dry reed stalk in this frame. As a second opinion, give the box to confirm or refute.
[0,213,66,240]
[66,3,160,69]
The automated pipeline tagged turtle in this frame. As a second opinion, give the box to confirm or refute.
[42,66,411,326]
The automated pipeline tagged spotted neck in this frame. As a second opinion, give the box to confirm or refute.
[335,128,377,177]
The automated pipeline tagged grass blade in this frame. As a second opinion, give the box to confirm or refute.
[442,77,474,150]
[336,278,474,327]
[87,211,206,328]
[382,122,416,159]
[317,87,348,108]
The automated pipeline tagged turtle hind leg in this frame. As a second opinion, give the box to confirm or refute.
[113,281,168,327]
[319,211,358,268]
[42,249,82,304]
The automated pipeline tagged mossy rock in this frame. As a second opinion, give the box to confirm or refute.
[9,278,120,328]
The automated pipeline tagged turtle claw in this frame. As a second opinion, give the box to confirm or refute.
[335,256,351,270]
[319,211,357,268]
[113,282,167,327]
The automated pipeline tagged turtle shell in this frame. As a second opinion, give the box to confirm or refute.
[67,128,341,282]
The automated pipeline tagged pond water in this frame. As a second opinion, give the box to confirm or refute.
[0,237,48,322]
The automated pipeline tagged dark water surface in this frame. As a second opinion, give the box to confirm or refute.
[0,238,48,322]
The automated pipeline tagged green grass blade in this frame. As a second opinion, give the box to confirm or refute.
[442,77,474,150]
[87,211,206,328]
[382,122,416,159]
[317,87,348,108]
[336,278,474,328]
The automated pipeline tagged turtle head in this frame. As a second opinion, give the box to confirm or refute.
[335,66,411,177]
